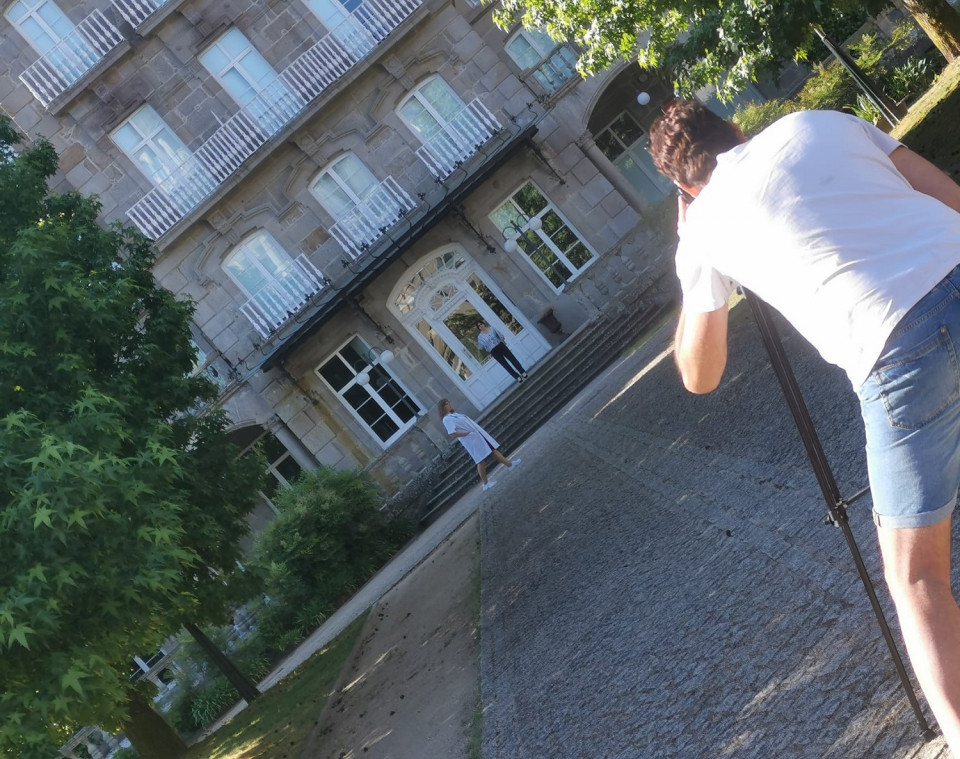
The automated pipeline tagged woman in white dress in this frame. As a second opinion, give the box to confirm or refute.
[438,398,520,491]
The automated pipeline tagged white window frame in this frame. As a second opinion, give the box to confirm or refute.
[310,152,382,217]
[315,336,422,448]
[239,431,303,513]
[221,230,296,299]
[489,181,597,292]
[198,27,296,133]
[110,105,214,213]
[6,0,96,79]
[397,76,467,144]
[595,111,673,202]
[504,27,577,93]
[303,0,375,56]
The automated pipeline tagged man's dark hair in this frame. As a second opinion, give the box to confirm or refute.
[649,99,744,188]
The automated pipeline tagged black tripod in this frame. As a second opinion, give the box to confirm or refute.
[742,289,936,741]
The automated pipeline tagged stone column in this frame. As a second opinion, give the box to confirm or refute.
[576,132,649,216]
[269,417,320,470]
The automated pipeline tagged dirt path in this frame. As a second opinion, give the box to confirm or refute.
[300,514,480,759]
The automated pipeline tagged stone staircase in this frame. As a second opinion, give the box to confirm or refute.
[418,287,676,524]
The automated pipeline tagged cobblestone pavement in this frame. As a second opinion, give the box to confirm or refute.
[479,303,955,759]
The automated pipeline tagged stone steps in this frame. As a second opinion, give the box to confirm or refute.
[418,292,676,524]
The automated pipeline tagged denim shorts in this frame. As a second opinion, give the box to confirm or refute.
[857,265,960,528]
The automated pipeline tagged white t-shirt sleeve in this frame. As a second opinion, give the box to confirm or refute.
[675,237,737,313]
[442,415,457,435]
[846,112,902,155]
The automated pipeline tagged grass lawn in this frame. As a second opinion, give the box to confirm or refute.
[892,58,960,179]
[185,614,367,759]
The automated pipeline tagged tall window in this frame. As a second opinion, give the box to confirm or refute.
[303,0,377,55]
[223,231,297,298]
[317,337,421,446]
[504,27,577,93]
[594,112,673,203]
[398,77,465,143]
[111,105,213,209]
[257,433,303,503]
[490,182,596,290]
[399,76,496,177]
[310,153,409,251]
[198,28,298,134]
[6,0,96,82]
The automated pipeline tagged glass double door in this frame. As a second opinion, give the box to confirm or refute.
[413,271,548,408]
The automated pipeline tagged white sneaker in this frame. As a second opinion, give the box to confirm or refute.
[482,481,497,491]
[509,458,522,470]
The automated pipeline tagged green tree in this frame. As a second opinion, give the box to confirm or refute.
[494,0,960,100]
[0,117,263,758]
[251,467,410,653]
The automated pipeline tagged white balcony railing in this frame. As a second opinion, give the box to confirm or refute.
[113,0,172,29]
[18,10,124,107]
[125,0,422,240]
[329,177,416,259]
[239,255,329,339]
[124,160,218,240]
[414,99,503,180]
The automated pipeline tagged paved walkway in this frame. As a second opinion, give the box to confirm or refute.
[203,301,957,758]
[479,303,953,759]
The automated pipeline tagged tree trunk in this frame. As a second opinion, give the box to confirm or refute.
[119,690,187,759]
[903,0,960,62]
[184,621,261,704]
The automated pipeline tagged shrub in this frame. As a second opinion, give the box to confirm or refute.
[733,98,799,137]
[251,466,412,650]
[111,749,140,759]
[885,57,938,103]
[849,94,882,125]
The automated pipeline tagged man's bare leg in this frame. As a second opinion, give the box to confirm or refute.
[491,450,513,468]
[878,517,960,750]
[476,461,487,484]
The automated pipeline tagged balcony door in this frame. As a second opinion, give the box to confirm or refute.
[199,28,300,134]
[390,247,549,409]
[304,0,378,56]
[6,0,96,83]
[310,153,411,254]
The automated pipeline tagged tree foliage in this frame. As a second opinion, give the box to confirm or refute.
[251,467,410,653]
[0,117,263,757]
[494,0,960,100]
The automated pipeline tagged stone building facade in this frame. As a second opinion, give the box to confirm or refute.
[1,0,678,527]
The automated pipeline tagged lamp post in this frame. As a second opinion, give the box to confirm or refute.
[502,214,543,253]
[355,346,395,386]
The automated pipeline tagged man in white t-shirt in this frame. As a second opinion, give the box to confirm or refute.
[649,99,960,750]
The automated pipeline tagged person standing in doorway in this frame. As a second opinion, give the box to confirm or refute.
[477,320,528,382]
[438,398,520,491]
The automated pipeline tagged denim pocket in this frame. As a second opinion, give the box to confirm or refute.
[873,325,960,430]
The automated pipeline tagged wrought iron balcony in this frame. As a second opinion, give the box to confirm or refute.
[18,9,124,107]
[124,0,422,241]
[329,177,417,259]
[239,254,329,339]
[414,99,503,180]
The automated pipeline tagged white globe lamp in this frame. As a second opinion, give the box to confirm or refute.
[636,91,651,106]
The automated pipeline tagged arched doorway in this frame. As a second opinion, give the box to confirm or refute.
[586,64,675,204]
[390,246,550,408]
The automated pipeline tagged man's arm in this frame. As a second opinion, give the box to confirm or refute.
[675,304,729,394]
[889,146,960,214]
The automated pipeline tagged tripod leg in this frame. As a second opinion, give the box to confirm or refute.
[742,289,935,739]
